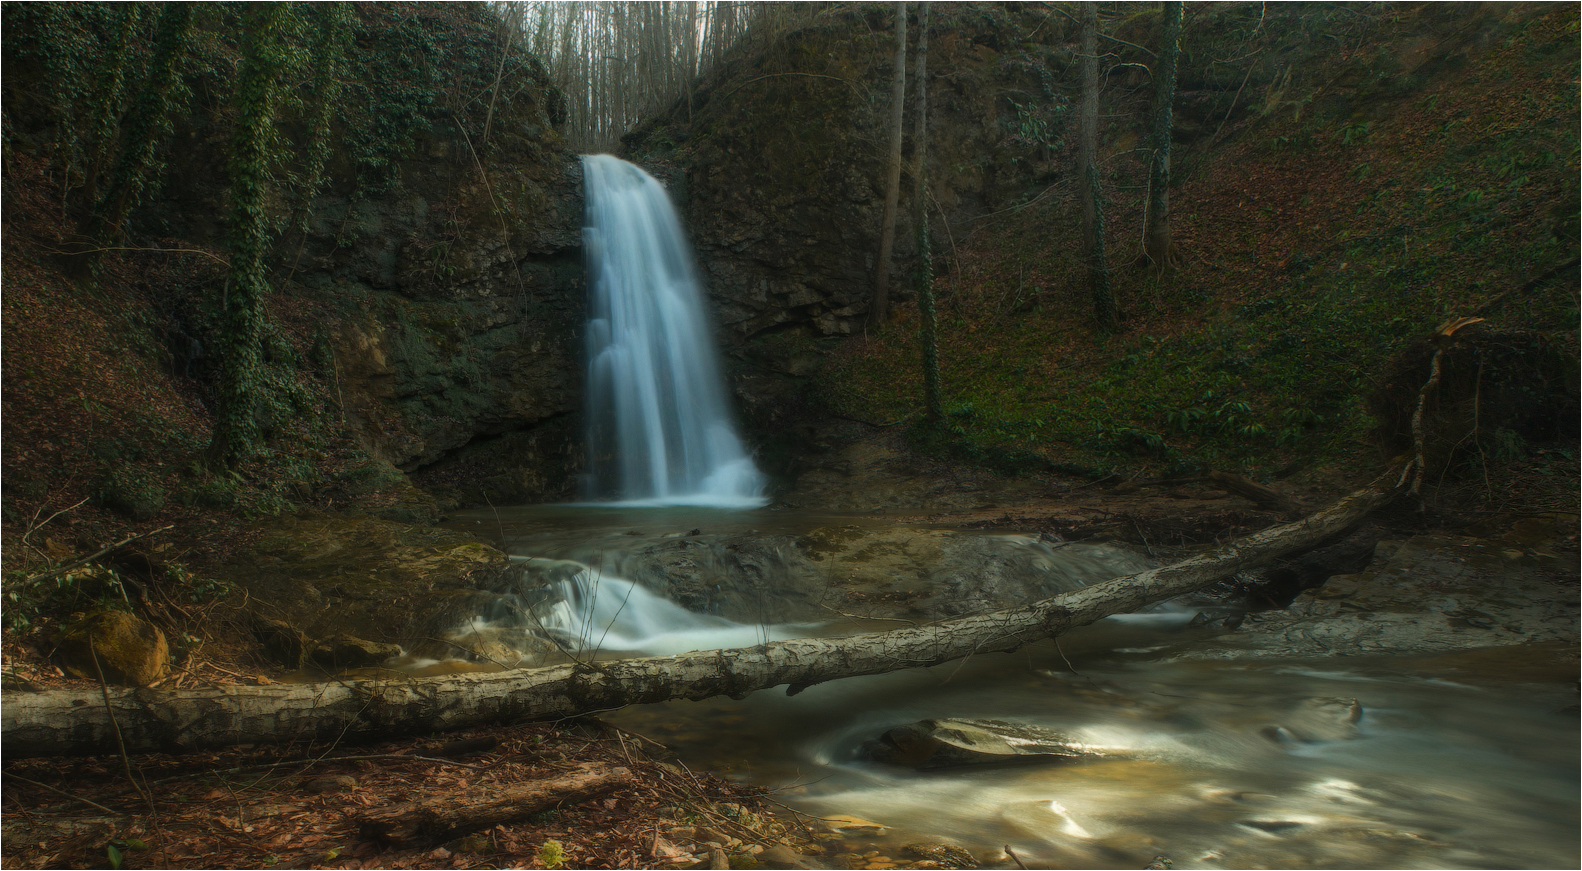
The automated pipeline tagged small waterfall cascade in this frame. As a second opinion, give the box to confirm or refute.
[580,154,768,507]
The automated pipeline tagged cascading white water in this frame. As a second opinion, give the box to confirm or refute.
[580,154,768,507]
[528,559,802,657]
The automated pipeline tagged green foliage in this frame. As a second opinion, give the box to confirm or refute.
[1006,95,1069,152]
[292,4,354,227]
[94,1,194,241]
[536,839,566,869]
[94,465,166,521]
[210,4,292,466]
[1336,120,1371,146]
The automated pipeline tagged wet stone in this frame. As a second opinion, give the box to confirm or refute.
[862,718,1126,770]
[902,842,977,867]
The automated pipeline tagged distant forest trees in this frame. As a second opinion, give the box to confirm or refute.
[519,1,828,153]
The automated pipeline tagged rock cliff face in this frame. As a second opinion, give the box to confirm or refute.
[128,4,596,507]
[622,6,1090,469]
[630,7,1081,347]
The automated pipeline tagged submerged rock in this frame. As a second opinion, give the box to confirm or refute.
[862,718,1124,770]
[1261,697,1363,744]
[902,842,978,868]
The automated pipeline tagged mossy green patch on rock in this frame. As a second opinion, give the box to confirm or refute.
[54,609,170,687]
[219,513,514,650]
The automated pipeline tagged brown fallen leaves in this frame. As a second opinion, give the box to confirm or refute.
[0,719,808,870]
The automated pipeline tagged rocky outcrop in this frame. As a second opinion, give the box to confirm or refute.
[631,8,1083,346]
[1173,514,1581,659]
[124,4,594,507]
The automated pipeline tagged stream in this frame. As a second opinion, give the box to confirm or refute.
[441,505,1579,870]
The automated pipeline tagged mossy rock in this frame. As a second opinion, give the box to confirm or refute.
[54,609,170,686]
[311,633,402,670]
[253,615,311,668]
[95,467,166,521]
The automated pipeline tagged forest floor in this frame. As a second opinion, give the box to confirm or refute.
[1,717,831,871]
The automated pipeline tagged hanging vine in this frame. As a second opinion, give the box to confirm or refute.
[91,1,194,246]
[291,2,352,232]
[209,4,293,466]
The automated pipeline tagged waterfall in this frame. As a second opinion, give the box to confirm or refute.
[580,154,768,507]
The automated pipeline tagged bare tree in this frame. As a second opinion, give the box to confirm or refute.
[518,2,820,153]
[912,2,942,421]
[871,2,907,326]
[1078,2,1116,332]
[1140,0,1184,272]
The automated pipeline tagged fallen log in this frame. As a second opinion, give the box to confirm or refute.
[358,762,633,847]
[1,470,1400,758]
[1208,470,1302,516]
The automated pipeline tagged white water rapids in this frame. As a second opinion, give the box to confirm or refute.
[580,154,767,507]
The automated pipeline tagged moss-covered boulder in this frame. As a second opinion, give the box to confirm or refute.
[54,610,169,687]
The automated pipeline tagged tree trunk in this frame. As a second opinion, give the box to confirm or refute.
[207,5,289,467]
[1140,0,1184,271]
[913,3,942,422]
[871,2,907,327]
[2,471,1399,758]
[1078,2,1116,331]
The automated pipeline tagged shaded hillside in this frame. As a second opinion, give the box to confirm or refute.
[2,0,587,542]
[629,2,1579,506]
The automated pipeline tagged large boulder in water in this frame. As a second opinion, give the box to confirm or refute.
[863,718,1125,770]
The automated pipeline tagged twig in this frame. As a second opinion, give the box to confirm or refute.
[602,722,669,752]
[817,603,918,626]
[12,525,175,590]
[1005,844,1029,870]
[19,497,90,554]
[43,245,228,265]
[89,645,155,816]
[1,773,124,816]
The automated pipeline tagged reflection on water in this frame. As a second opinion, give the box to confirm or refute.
[611,636,1578,869]
[439,505,1578,869]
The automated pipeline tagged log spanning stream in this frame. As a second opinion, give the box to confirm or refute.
[437,156,1582,867]
[437,505,1579,871]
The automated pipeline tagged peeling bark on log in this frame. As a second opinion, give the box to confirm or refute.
[1,472,1399,758]
[358,762,632,847]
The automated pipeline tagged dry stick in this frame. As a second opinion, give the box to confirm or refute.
[455,118,529,304]
[1404,348,1444,496]
[2,772,122,816]
[1208,52,1260,146]
[14,525,175,590]
[88,645,155,817]
[19,497,90,554]
[44,245,229,265]
[1005,844,1030,870]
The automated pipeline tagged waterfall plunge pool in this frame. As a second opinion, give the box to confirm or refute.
[431,504,1580,870]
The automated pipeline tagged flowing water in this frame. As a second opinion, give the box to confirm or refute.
[461,154,1580,869]
[580,154,767,507]
[441,505,1579,870]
